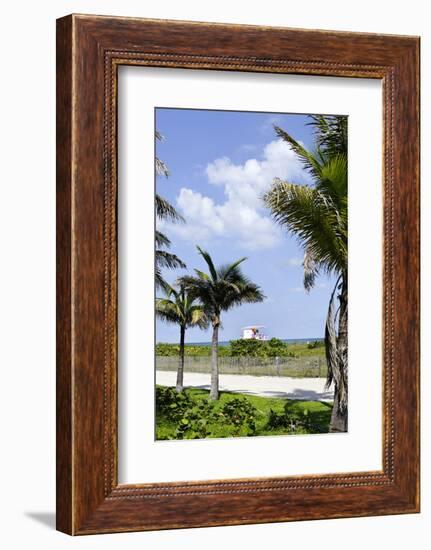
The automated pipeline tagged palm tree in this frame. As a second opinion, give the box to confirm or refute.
[156,282,208,392]
[181,247,265,400]
[155,130,186,288]
[263,115,348,432]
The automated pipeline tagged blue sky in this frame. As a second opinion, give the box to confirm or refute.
[156,108,337,343]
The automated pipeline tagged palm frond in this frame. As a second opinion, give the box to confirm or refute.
[179,275,215,308]
[156,250,187,271]
[196,246,218,282]
[155,298,183,324]
[317,154,348,211]
[218,257,247,280]
[157,279,176,299]
[155,269,167,290]
[263,179,345,274]
[180,249,264,319]
[155,194,184,223]
[155,230,171,248]
[231,282,265,305]
[156,282,209,329]
[155,248,186,290]
[273,125,322,180]
[155,158,170,178]
[180,275,210,289]
[189,305,209,329]
[194,269,211,282]
[155,130,170,177]
[307,115,348,157]
[303,246,319,292]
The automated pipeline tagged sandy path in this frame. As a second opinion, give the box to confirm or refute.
[156,371,333,402]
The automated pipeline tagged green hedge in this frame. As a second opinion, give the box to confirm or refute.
[155,338,324,358]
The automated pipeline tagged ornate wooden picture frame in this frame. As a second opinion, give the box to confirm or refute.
[56,14,420,535]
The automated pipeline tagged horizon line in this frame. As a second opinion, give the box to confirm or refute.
[156,336,324,345]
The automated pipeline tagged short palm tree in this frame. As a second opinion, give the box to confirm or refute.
[155,130,186,288]
[263,115,348,432]
[156,282,208,392]
[181,247,265,400]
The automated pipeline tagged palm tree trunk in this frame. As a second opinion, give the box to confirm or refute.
[209,320,220,400]
[329,390,346,432]
[329,276,348,433]
[176,325,185,392]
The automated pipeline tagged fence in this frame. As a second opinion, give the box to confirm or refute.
[156,355,327,378]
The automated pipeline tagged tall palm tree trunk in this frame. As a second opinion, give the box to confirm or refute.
[176,325,186,392]
[209,319,220,400]
[329,277,348,432]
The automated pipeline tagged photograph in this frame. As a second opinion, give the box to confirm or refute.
[154,108,348,440]
[0,1,423,544]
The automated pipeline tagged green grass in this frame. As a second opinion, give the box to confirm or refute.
[284,342,326,357]
[156,387,332,440]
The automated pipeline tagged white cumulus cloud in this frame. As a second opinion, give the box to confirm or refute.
[163,139,308,250]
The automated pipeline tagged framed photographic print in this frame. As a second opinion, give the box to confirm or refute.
[56,14,420,535]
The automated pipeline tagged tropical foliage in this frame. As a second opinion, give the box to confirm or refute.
[156,282,208,391]
[155,131,186,288]
[156,387,332,440]
[180,247,265,400]
[216,398,258,436]
[155,339,324,358]
[263,114,348,432]
[155,386,214,439]
[229,338,295,357]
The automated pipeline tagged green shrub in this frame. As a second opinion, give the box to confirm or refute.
[156,386,194,422]
[266,402,313,434]
[307,340,324,349]
[155,339,324,358]
[155,343,232,357]
[155,343,180,356]
[266,338,292,357]
[267,408,286,429]
[156,386,215,439]
[229,338,265,357]
[174,400,214,440]
[229,338,292,358]
[216,398,258,435]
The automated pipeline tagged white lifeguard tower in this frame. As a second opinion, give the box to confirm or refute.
[241,325,267,341]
